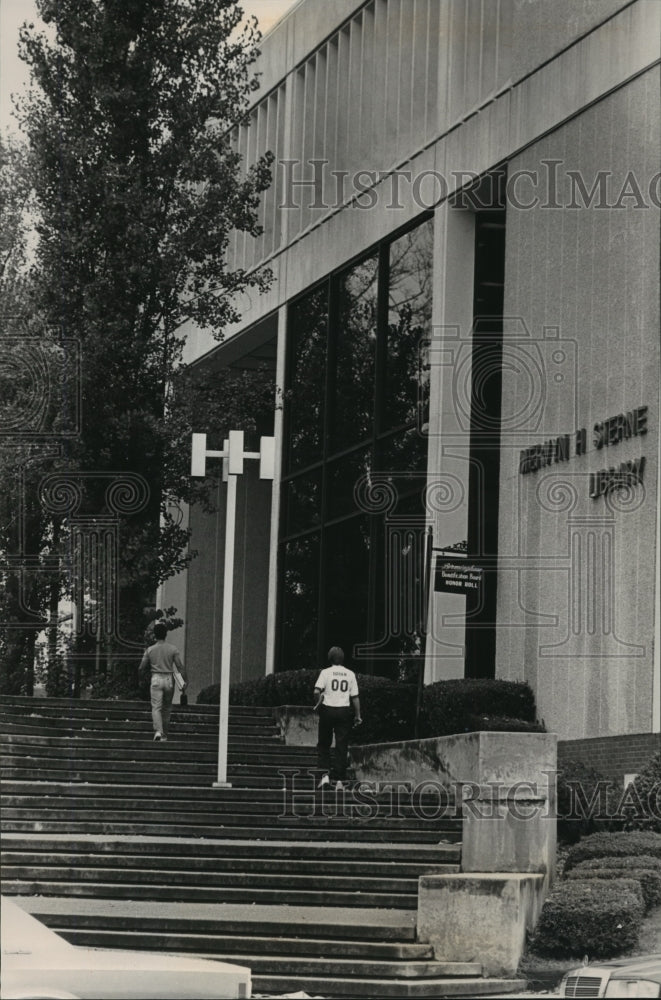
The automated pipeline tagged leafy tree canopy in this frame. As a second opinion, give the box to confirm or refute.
[1,0,275,692]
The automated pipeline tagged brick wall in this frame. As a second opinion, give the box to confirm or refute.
[558,733,660,787]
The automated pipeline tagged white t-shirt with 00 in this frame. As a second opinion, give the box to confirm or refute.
[315,666,359,707]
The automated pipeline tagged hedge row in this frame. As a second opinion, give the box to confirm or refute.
[418,678,538,737]
[565,830,661,872]
[530,878,644,958]
[198,672,543,743]
[566,861,661,912]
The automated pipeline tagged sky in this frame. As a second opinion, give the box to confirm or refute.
[0,0,299,135]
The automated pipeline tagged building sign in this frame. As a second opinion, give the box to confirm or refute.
[435,559,483,595]
[518,404,648,499]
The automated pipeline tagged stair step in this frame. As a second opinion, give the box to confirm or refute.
[47,924,434,958]
[3,879,419,908]
[251,974,527,997]
[13,897,420,941]
[0,696,271,718]
[2,821,458,842]
[1,835,459,863]
[55,931,478,978]
[1,722,285,750]
[1,795,457,820]
[3,863,425,893]
[0,739,314,763]
[2,806,459,830]
[2,851,458,879]
[0,767,300,787]
[0,781,457,807]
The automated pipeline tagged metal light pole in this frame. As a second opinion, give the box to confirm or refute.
[191,430,275,787]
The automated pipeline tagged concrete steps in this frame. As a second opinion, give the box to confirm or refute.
[14,897,526,998]
[0,696,525,997]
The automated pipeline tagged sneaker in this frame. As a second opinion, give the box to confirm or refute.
[334,780,345,790]
[153,732,162,742]
[160,735,168,742]
[317,773,330,788]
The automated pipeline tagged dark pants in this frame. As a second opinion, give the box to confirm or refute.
[317,705,353,781]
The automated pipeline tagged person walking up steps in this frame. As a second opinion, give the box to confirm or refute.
[314,646,361,789]
[139,622,188,742]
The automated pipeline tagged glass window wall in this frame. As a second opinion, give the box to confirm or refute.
[278,216,433,676]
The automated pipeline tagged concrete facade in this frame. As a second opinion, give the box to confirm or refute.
[417,872,546,977]
[162,0,661,753]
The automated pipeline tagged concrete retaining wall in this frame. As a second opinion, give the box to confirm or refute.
[350,731,558,977]
[274,705,318,747]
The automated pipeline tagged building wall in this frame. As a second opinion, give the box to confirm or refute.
[496,68,660,741]
[183,0,657,369]
[172,0,661,731]
[558,733,660,788]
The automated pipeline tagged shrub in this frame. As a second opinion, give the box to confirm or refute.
[556,759,617,844]
[566,858,661,911]
[565,830,661,872]
[200,673,546,742]
[624,752,661,833]
[529,878,644,958]
[419,678,538,738]
[351,683,417,745]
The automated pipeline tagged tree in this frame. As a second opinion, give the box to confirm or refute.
[9,0,274,693]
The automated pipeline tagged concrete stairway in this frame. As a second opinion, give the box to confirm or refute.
[0,696,526,997]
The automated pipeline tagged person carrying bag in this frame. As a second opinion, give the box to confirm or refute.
[138,622,188,742]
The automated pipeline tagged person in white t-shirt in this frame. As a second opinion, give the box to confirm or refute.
[314,646,362,789]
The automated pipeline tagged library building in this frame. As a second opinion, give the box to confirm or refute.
[162,0,660,782]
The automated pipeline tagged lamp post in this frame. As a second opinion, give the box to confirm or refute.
[191,430,275,787]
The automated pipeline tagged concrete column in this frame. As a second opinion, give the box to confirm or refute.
[425,201,475,682]
[264,304,287,674]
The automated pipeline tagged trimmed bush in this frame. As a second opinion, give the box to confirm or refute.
[351,683,417,745]
[419,678,537,738]
[557,759,617,844]
[200,672,545,743]
[566,859,661,912]
[625,752,661,833]
[530,878,644,958]
[565,830,661,872]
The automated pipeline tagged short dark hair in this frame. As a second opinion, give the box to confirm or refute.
[327,646,344,665]
[153,622,168,640]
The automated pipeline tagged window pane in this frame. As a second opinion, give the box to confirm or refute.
[323,517,371,660]
[378,427,428,502]
[371,513,426,680]
[330,254,378,451]
[283,472,323,536]
[280,535,320,670]
[384,220,433,430]
[287,287,328,471]
[326,447,372,521]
